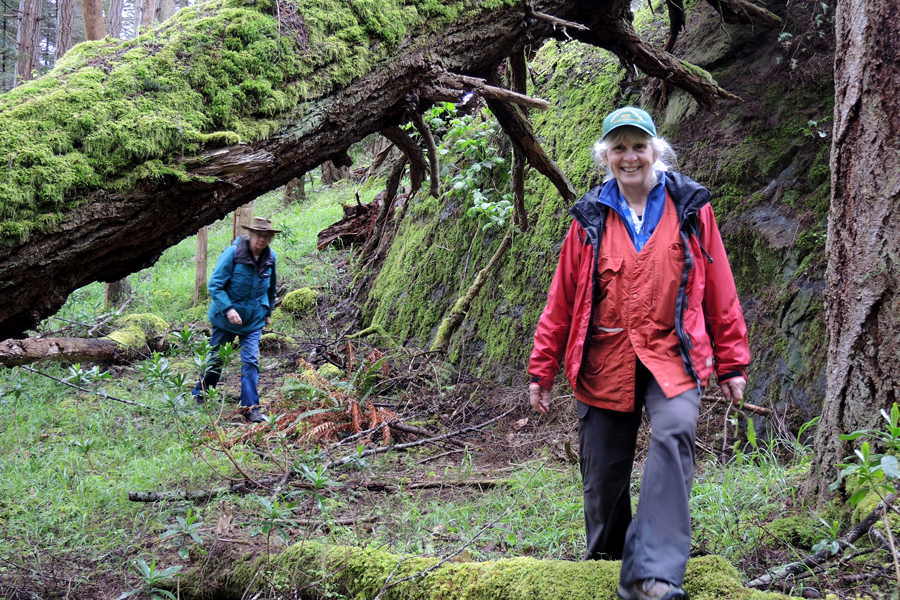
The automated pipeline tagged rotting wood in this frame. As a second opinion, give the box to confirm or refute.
[361,157,407,264]
[381,126,428,197]
[421,71,551,111]
[0,336,146,366]
[485,95,577,202]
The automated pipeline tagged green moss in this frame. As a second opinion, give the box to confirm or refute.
[281,287,320,314]
[318,363,342,379]
[260,332,297,350]
[105,326,147,350]
[0,0,512,242]
[177,541,789,600]
[761,515,819,550]
[117,312,169,334]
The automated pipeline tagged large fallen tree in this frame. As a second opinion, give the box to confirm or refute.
[0,0,779,340]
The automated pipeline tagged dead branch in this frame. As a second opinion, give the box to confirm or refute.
[664,0,686,51]
[411,111,440,198]
[703,393,772,416]
[382,126,428,196]
[128,407,519,502]
[430,228,515,353]
[745,493,898,588]
[508,50,529,231]
[361,157,407,263]
[485,96,577,202]
[525,7,589,31]
[421,71,550,110]
[706,0,781,26]
[0,336,148,366]
[392,421,466,447]
[19,365,150,409]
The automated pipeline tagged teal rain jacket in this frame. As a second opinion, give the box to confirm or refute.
[208,236,277,335]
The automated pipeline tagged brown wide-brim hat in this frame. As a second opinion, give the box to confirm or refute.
[242,217,281,234]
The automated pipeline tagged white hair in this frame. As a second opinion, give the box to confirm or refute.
[592,126,677,183]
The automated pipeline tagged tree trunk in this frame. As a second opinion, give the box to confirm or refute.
[802,0,900,503]
[13,0,41,85]
[106,0,124,39]
[81,0,106,41]
[321,160,345,185]
[158,0,176,21]
[283,176,305,205]
[104,278,131,307]
[0,0,776,339]
[56,0,75,58]
[140,0,158,30]
[194,226,208,305]
[232,201,255,241]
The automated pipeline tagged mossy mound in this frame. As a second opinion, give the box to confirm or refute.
[758,515,819,551]
[260,332,297,351]
[318,363,342,379]
[117,312,169,334]
[105,313,169,350]
[176,540,789,600]
[281,287,320,315]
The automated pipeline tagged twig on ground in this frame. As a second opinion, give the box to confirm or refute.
[745,493,898,588]
[19,365,150,409]
[372,462,546,600]
[415,448,465,464]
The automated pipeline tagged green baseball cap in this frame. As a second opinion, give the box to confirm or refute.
[601,106,657,139]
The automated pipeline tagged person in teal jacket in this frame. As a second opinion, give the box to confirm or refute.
[192,217,279,423]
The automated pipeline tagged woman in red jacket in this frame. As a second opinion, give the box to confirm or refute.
[528,107,750,600]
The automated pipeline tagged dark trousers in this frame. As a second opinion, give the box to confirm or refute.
[578,361,700,587]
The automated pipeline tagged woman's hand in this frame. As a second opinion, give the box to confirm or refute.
[226,309,243,325]
[529,383,552,414]
[720,376,747,405]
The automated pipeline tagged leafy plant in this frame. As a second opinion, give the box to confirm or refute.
[831,403,900,507]
[160,508,210,559]
[117,557,182,600]
[294,462,337,511]
[249,495,298,548]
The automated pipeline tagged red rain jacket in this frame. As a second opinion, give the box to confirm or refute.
[528,173,750,405]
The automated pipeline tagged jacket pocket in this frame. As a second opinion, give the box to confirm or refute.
[595,255,624,326]
[650,243,684,328]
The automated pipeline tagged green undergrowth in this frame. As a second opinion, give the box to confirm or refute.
[0,0,512,242]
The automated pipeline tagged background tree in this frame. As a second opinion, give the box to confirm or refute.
[107,0,125,38]
[80,0,105,41]
[56,0,75,58]
[13,0,41,84]
[803,0,900,502]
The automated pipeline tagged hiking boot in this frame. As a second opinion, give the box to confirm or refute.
[617,579,689,600]
[246,408,268,424]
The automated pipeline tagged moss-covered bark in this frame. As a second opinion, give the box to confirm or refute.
[175,540,789,600]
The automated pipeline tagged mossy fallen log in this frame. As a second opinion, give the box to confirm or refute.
[0,0,778,339]
[174,540,789,600]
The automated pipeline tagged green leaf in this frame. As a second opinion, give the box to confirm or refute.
[178,547,190,560]
[881,455,900,479]
[847,487,869,507]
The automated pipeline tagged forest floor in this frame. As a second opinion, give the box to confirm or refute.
[0,183,888,600]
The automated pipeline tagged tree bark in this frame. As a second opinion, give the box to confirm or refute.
[81,0,106,41]
[283,176,306,205]
[194,226,208,305]
[106,0,125,38]
[0,336,145,365]
[56,0,76,59]
[104,278,131,307]
[232,201,254,241]
[13,0,41,84]
[802,0,900,502]
[158,0,176,21]
[140,0,158,30]
[0,0,776,340]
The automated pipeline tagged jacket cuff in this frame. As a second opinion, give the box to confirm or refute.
[717,369,746,383]
[529,374,553,389]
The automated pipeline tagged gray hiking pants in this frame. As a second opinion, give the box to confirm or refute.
[578,360,700,588]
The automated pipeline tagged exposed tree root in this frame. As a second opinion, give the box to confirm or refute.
[430,229,515,354]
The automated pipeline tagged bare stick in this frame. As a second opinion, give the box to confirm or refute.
[392,421,466,447]
[19,365,150,408]
[526,8,589,30]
